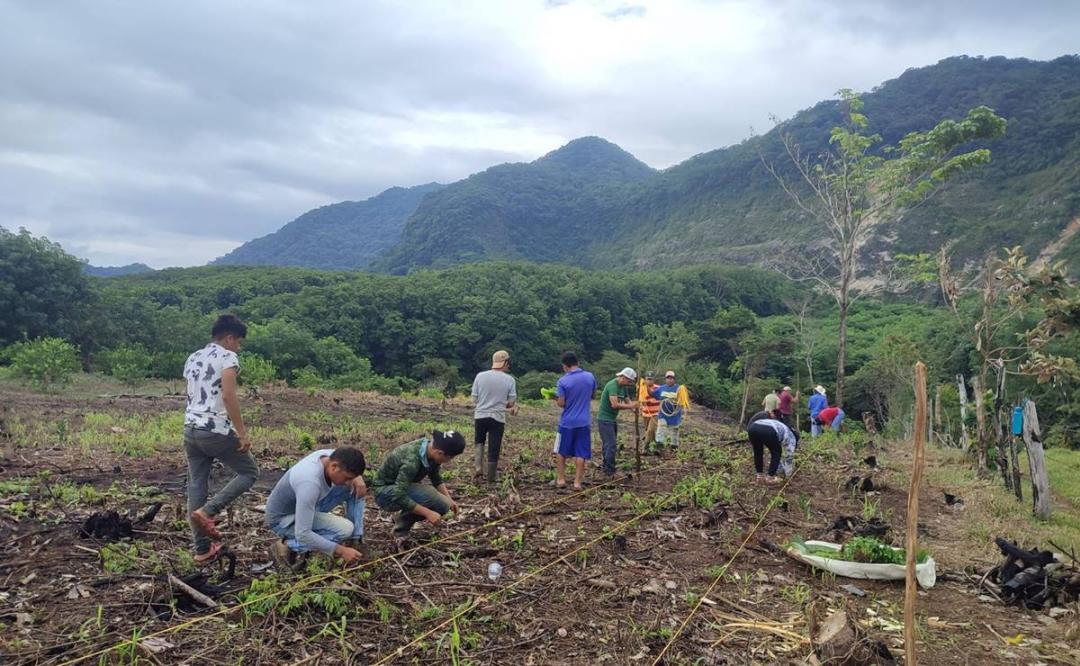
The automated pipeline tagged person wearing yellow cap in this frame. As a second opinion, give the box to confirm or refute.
[470,350,517,484]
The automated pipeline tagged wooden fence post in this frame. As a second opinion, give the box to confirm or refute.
[957,374,971,452]
[934,385,942,446]
[905,362,929,666]
[1022,400,1052,520]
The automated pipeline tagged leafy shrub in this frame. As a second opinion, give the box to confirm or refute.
[6,337,80,390]
[678,362,739,411]
[291,366,325,389]
[517,371,561,400]
[325,370,411,395]
[99,344,151,386]
[590,350,635,383]
[239,353,277,386]
[147,351,188,380]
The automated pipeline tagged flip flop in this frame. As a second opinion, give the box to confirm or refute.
[190,511,222,540]
[193,541,224,564]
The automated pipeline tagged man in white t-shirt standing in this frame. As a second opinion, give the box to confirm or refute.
[470,350,517,483]
[182,314,259,563]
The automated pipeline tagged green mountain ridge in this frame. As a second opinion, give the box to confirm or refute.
[598,54,1080,271]
[212,182,444,270]
[215,55,1080,276]
[83,262,155,277]
[373,137,655,272]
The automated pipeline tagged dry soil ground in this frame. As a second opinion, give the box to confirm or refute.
[1,381,1079,665]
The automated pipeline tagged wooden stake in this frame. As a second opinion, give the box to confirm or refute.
[634,381,642,474]
[1022,400,1052,520]
[957,374,970,452]
[795,369,801,433]
[905,361,928,666]
[933,385,942,446]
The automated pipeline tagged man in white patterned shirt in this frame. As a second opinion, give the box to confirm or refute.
[182,314,258,562]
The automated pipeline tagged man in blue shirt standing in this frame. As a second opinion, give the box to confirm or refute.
[652,370,684,453]
[550,351,596,491]
[808,385,828,437]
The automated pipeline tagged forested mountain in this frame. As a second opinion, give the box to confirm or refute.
[83,263,154,277]
[213,183,444,270]
[212,56,1080,275]
[374,137,655,272]
[600,54,1080,271]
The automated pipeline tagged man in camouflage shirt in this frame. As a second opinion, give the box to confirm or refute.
[372,429,466,541]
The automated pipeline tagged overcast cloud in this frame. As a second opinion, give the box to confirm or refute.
[1,0,1077,267]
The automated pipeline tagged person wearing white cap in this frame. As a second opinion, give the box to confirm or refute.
[470,350,517,483]
[808,385,828,437]
[597,367,639,477]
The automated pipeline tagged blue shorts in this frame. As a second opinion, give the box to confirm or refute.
[554,426,591,459]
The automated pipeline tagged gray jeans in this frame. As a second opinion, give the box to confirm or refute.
[184,426,258,554]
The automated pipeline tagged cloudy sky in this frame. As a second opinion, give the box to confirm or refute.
[1,0,1077,267]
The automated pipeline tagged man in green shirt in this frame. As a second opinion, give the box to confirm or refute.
[597,367,638,478]
[372,429,466,544]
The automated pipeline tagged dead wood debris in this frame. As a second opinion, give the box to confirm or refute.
[984,537,1080,610]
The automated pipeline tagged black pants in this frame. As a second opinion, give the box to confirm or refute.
[777,412,791,428]
[747,422,782,476]
[474,417,505,462]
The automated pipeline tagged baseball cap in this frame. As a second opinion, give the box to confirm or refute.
[645,370,655,379]
[617,367,637,382]
[783,386,791,392]
[491,350,510,369]
[665,370,676,378]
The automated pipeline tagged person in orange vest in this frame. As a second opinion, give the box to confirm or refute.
[639,371,661,455]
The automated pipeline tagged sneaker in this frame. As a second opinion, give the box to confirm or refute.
[269,538,296,569]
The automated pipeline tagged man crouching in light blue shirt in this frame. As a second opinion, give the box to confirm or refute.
[265,447,367,568]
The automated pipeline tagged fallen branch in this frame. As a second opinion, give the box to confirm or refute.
[168,574,218,609]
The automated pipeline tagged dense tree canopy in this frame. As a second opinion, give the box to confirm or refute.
[0,227,93,346]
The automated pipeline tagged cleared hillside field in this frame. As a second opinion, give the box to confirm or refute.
[1,380,1078,664]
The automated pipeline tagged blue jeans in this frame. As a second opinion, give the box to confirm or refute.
[598,420,618,476]
[270,485,365,553]
[831,410,846,431]
[811,419,823,437]
[375,484,451,536]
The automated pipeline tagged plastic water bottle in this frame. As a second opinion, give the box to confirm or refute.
[487,561,503,582]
